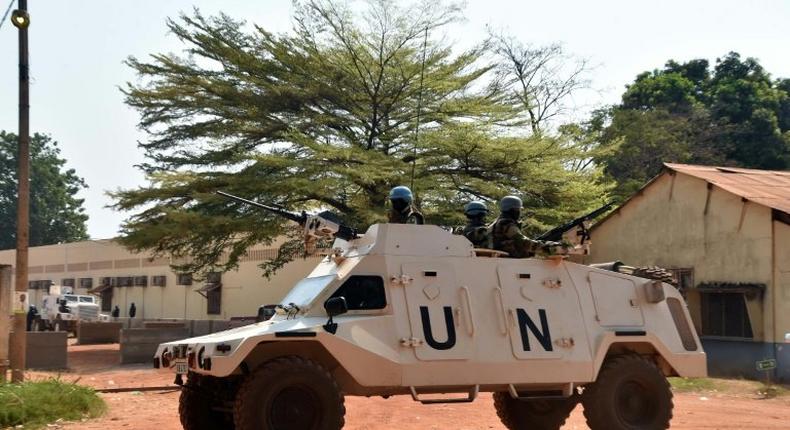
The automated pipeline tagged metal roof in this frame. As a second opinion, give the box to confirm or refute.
[665,163,790,214]
[591,163,790,231]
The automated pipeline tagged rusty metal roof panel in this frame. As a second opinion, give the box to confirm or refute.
[665,163,790,214]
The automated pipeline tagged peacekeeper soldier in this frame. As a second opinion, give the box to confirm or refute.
[460,201,492,248]
[490,195,565,258]
[387,186,424,224]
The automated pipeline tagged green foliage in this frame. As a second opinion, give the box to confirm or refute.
[668,377,721,393]
[0,378,106,429]
[113,0,610,276]
[0,131,89,249]
[596,52,790,198]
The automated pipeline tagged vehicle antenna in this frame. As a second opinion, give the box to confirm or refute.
[410,26,429,191]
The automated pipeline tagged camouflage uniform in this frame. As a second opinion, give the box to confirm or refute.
[489,217,557,258]
[388,207,424,225]
[462,222,492,248]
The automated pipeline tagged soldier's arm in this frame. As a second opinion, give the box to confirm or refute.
[505,225,562,257]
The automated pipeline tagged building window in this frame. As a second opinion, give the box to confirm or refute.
[330,275,387,310]
[116,276,134,287]
[668,268,694,290]
[206,271,222,284]
[177,274,193,286]
[152,275,167,287]
[701,292,753,338]
[207,287,221,315]
[28,280,52,290]
[79,278,93,289]
[133,276,148,287]
[62,278,75,288]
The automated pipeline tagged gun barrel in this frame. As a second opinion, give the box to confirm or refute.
[217,191,305,224]
[536,202,614,242]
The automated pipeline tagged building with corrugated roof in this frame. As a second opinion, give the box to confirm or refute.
[589,163,790,381]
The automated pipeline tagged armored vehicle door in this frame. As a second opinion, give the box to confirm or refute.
[400,262,473,361]
[496,261,587,360]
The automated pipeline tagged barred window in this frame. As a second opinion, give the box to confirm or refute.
[133,276,148,287]
[79,278,93,288]
[177,274,193,286]
[152,275,167,287]
[701,292,753,338]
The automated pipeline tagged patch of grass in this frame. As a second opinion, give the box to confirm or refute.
[756,383,790,399]
[0,378,106,429]
[668,377,721,393]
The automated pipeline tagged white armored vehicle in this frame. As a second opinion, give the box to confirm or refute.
[155,199,706,430]
[33,285,103,333]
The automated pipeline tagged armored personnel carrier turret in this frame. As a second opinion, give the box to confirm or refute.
[155,216,705,430]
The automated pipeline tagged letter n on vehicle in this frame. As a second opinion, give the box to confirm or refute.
[516,309,553,352]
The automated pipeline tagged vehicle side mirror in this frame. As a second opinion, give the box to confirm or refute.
[324,297,348,317]
[323,297,348,335]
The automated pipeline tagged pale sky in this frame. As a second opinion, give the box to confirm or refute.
[1,0,789,240]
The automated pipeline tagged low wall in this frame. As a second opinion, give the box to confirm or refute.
[77,322,123,344]
[120,328,189,365]
[25,331,68,370]
[702,338,789,382]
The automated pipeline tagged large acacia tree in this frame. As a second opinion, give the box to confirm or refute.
[113,0,608,276]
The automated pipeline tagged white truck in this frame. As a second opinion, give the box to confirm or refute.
[31,285,103,333]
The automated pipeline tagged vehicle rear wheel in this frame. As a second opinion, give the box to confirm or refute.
[582,354,673,430]
[179,373,236,430]
[493,392,577,430]
[233,356,345,430]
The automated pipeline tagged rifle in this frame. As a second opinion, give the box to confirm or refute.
[217,191,358,241]
[536,202,614,244]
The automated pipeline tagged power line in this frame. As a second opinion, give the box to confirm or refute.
[0,0,15,31]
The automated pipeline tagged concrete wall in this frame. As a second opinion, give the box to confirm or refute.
[77,322,122,344]
[590,172,776,341]
[0,239,320,321]
[120,328,190,364]
[25,331,68,370]
[702,339,790,383]
[773,221,790,344]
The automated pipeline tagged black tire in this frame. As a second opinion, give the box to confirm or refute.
[179,373,236,430]
[493,392,577,430]
[632,266,676,286]
[582,355,673,430]
[233,356,345,430]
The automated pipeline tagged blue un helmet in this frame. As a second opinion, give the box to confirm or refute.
[499,195,523,212]
[464,201,488,217]
[388,186,414,204]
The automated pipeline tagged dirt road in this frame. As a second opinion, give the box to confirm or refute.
[33,343,790,430]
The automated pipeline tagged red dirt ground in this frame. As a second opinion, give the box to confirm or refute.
[27,342,790,430]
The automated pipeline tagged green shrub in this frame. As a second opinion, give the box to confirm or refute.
[0,378,105,429]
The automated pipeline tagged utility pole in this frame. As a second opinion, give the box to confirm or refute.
[9,0,30,383]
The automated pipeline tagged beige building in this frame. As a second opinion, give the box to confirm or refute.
[0,239,319,320]
[589,163,790,381]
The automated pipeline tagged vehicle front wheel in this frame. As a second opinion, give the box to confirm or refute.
[234,356,345,430]
[582,354,673,430]
[494,392,577,430]
[179,373,236,430]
